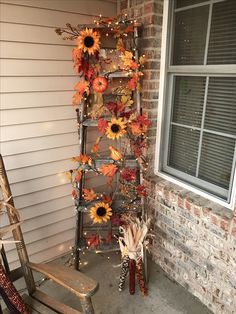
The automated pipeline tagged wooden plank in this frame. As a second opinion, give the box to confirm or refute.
[1,120,77,141]
[13,184,72,208]
[0,91,74,109]
[0,3,91,27]
[0,42,73,60]
[32,290,81,314]
[1,133,77,156]
[0,22,75,45]
[22,294,57,314]
[6,217,75,248]
[19,196,74,220]
[9,239,74,270]
[1,76,77,93]
[28,262,99,298]
[0,0,116,16]
[1,106,75,126]
[11,174,71,197]
[7,160,76,184]
[6,228,75,262]
[18,207,74,235]
[0,59,74,76]
[3,145,79,170]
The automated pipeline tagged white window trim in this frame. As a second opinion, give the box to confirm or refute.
[154,0,236,210]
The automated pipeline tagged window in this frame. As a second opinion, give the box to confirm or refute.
[157,0,236,206]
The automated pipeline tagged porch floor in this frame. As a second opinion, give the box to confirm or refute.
[7,252,213,314]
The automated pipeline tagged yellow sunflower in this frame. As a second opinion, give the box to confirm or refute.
[77,28,100,55]
[106,117,127,140]
[90,202,112,224]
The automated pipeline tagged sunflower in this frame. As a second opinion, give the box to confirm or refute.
[90,202,112,224]
[106,117,126,140]
[77,28,100,55]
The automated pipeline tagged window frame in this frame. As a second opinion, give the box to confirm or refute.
[154,0,236,209]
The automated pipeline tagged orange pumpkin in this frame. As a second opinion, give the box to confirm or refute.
[92,76,108,93]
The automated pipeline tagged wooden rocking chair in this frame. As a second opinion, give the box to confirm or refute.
[0,154,99,314]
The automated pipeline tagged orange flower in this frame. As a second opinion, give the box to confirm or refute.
[109,146,122,161]
[77,28,100,55]
[74,80,90,96]
[99,164,118,177]
[83,188,97,201]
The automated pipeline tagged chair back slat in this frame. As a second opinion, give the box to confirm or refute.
[0,154,36,294]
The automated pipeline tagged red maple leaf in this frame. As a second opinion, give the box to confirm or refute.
[121,168,137,181]
[98,118,108,134]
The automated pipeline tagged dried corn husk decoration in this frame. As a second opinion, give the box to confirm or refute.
[129,258,136,295]
[118,255,129,291]
[119,218,150,295]
[136,259,147,296]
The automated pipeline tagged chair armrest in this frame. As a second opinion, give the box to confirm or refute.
[27,262,99,298]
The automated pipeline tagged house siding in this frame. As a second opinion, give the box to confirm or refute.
[120,1,236,314]
[0,0,117,269]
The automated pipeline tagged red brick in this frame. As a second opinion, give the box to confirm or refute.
[185,199,193,211]
[219,217,230,232]
[193,206,202,218]
[210,213,219,226]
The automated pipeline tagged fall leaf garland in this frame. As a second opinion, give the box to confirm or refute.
[59,17,149,239]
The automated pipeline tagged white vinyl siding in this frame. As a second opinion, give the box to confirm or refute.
[0,0,117,269]
[157,0,236,207]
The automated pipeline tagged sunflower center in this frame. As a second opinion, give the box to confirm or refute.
[111,124,120,133]
[84,36,95,48]
[96,207,106,217]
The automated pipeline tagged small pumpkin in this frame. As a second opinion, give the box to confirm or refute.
[92,76,108,93]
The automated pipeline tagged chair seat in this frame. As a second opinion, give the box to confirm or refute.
[23,294,57,314]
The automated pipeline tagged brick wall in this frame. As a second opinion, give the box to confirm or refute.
[120,1,236,313]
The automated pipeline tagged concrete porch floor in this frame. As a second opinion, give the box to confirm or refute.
[3,252,213,314]
[38,252,213,313]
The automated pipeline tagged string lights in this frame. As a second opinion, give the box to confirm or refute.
[56,14,152,294]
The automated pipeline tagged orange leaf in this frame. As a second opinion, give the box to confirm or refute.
[125,25,134,33]
[75,170,82,182]
[72,189,77,199]
[72,154,92,165]
[91,143,100,154]
[74,80,90,96]
[102,194,112,204]
[72,91,83,106]
[99,164,118,177]
[83,188,97,201]
[109,146,122,161]
[129,122,142,136]
[127,76,138,90]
